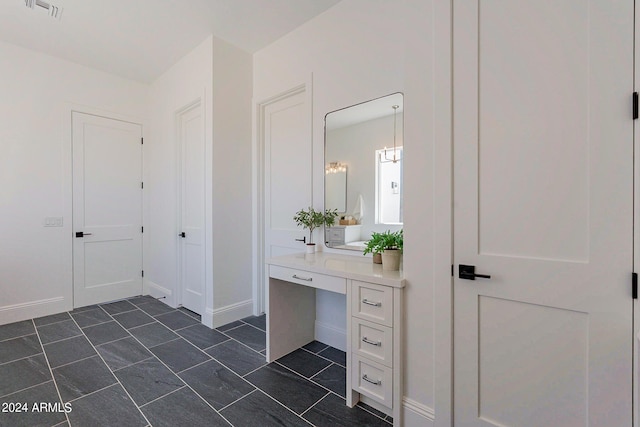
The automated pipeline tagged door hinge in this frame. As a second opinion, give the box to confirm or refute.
[141,270,144,278]
[633,92,638,120]
[633,272,638,299]
[451,264,454,277]
[141,182,144,189]
[141,226,144,233]
[141,137,144,145]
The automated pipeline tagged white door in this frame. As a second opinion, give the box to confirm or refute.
[73,112,143,308]
[178,102,205,315]
[453,1,633,426]
[264,89,312,258]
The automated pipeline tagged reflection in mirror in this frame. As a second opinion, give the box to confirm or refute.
[324,93,403,251]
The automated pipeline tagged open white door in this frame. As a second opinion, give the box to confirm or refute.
[72,112,143,308]
[178,101,205,315]
[453,1,634,426]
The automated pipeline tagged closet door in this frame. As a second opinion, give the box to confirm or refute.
[453,1,634,426]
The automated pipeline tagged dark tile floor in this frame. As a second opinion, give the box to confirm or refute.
[0,296,392,427]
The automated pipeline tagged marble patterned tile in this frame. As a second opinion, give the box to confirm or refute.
[0,320,36,342]
[312,364,346,398]
[0,382,67,427]
[177,324,229,350]
[223,324,265,352]
[53,356,117,402]
[33,312,71,327]
[277,349,331,378]
[220,390,312,427]
[0,334,42,364]
[112,309,155,329]
[0,354,51,397]
[141,387,229,427]
[96,337,153,371]
[205,339,266,376]
[318,346,346,367]
[301,340,329,354]
[154,311,200,331]
[178,359,254,410]
[215,320,243,332]
[128,322,178,348]
[71,308,111,328]
[82,321,130,346]
[148,338,210,373]
[100,300,137,315]
[66,384,146,427]
[114,359,184,406]
[302,393,391,427]
[36,320,82,345]
[241,314,266,331]
[244,363,327,414]
[136,300,175,317]
[43,335,96,368]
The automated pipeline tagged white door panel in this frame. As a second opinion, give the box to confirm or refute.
[73,113,142,308]
[453,1,633,426]
[265,90,312,258]
[179,103,205,315]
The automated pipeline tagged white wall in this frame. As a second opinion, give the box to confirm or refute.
[0,40,148,323]
[146,36,214,311]
[211,37,254,323]
[254,1,438,424]
[147,35,254,327]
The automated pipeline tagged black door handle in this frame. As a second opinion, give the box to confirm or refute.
[295,236,306,243]
[75,232,92,238]
[459,264,491,280]
[179,232,186,238]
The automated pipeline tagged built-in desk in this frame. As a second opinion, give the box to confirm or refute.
[266,252,405,425]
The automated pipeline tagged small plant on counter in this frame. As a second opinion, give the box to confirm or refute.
[364,230,403,269]
[293,207,339,245]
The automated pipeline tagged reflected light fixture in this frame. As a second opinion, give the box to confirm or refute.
[383,105,401,163]
[325,162,347,174]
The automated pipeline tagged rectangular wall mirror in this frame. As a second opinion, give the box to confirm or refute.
[324,92,403,250]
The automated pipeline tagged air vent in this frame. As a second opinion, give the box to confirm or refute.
[24,0,63,20]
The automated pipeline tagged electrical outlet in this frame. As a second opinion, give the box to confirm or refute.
[44,217,63,227]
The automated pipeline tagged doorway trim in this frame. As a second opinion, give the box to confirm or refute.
[64,103,145,310]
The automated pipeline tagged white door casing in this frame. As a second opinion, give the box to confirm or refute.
[178,101,205,315]
[453,1,633,426]
[72,112,143,308]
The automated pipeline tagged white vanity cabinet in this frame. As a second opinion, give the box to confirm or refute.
[326,225,362,247]
[266,253,404,425]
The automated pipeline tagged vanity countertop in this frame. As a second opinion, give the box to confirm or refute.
[267,252,405,288]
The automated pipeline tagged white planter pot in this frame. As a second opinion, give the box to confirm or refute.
[306,243,316,254]
[381,249,401,271]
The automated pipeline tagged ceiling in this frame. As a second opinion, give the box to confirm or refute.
[0,0,341,83]
[326,93,404,131]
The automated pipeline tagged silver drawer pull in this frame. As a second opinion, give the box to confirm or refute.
[362,337,382,347]
[292,274,313,282]
[362,299,381,307]
[362,374,381,386]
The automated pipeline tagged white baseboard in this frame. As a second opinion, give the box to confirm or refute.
[208,299,254,328]
[0,297,69,325]
[144,280,173,305]
[315,320,346,352]
[402,397,435,427]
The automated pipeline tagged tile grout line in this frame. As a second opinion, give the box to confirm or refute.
[233,383,316,427]
[30,319,72,427]
[0,331,38,344]
[108,305,236,426]
[0,351,44,367]
[0,379,54,400]
[300,346,346,368]
[217,388,258,413]
[65,309,154,427]
[299,391,331,418]
[272,360,348,403]
[309,361,336,380]
[111,356,156,374]
[137,385,186,409]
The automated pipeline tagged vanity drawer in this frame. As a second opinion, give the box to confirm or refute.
[352,355,393,406]
[327,227,345,241]
[352,318,393,367]
[351,281,393,327]
[269,265,346,294]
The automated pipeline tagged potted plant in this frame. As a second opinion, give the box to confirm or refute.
[294,207,338,253]
[363,232,385,264]
[379,229,403,271]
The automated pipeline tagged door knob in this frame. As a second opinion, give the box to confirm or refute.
[459,264,491,280]
[179,232,186,238]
